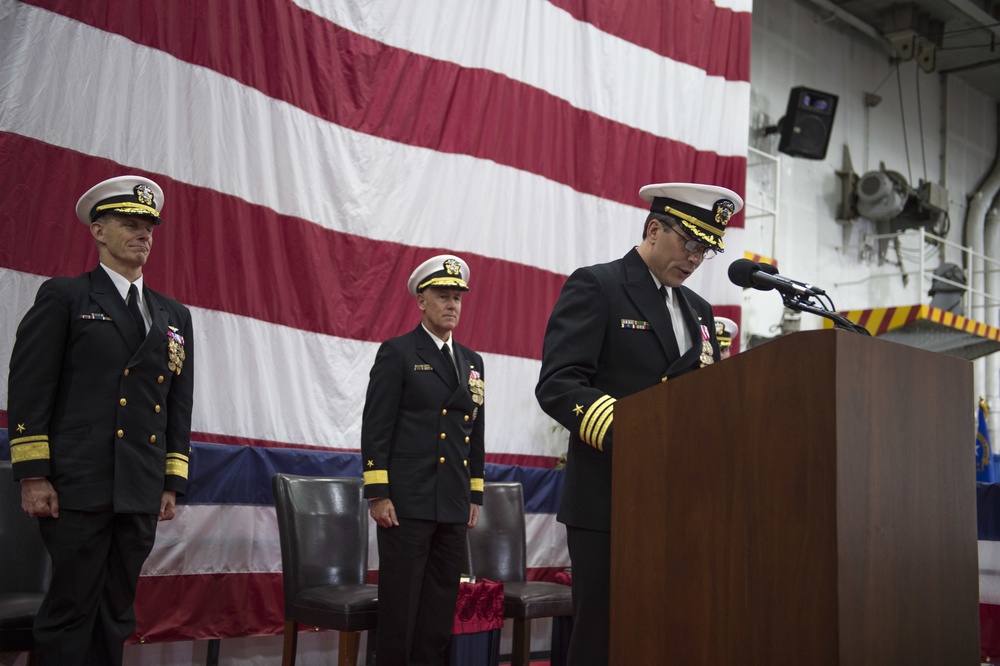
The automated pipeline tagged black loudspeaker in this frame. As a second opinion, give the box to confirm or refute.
[776,87,838,160]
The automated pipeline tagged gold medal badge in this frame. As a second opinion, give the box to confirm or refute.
[469,378,485,405]
[699,339,714,367]
[468,368,484,406]
[167,326,186,375]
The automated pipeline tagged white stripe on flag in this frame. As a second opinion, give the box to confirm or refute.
[0,3,739,279]
[294,0,750,155]
[142,504,568,577]
[981,539,1000,604]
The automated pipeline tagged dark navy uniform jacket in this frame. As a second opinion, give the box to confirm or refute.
[362,324,485,524]
[7,266,193,514]
[535,247,719,532]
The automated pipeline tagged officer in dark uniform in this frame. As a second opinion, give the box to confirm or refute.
[535,183,743,666]
[7,175,194,666]
[362,254,485,666]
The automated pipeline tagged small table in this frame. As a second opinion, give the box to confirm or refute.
[445,579,504,666]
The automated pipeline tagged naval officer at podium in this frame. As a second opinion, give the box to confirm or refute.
[535,182,743,666]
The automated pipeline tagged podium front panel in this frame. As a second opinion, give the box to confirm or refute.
[609,329,978,664]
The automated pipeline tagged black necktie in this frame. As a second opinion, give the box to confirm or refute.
[659,285,682,352]
[440,344,459,387]
[127,284,146,338]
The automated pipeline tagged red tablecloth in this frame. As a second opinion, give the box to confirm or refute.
[453,579,504,634]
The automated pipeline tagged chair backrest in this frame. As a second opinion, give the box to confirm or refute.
[272,474,369,608]
[0,461,51,594]
[467,481,527,583]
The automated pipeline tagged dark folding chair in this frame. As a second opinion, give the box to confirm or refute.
[467,481,572,666]
[272,474,377,666]
[0,460,50,666]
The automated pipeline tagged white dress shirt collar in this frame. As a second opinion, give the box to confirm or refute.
[100,262,144,304]
[421,323,455,354]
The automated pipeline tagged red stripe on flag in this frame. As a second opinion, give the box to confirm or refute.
[549,0,751,81]
[982,602,1000,660]
[0,133,562,359]
[131,572,285,642]
[23,0,746,210]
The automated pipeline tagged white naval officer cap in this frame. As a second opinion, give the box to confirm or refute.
[638,182,743,251]
[714,316,739,348]
[75,175,165,225]
[407,254,471,296]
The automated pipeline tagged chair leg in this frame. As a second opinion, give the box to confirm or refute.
[364,627,377,666]
[282,620,299,666]
[511,618,532,666]
[338,630,361,666]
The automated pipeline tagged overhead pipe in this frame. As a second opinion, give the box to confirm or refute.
[973,104,1000,439]
[802,0,895,55]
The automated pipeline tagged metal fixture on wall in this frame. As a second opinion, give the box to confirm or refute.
[836,145,950,264]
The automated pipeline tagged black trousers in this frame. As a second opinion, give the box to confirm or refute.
[34,508,157,666]
[566,525,611,666]
[376,518,466,666]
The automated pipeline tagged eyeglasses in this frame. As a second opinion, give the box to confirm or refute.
[663,223,717,260]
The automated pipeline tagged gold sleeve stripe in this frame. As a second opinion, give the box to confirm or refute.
[364,470,389,485]
[165,456,189,479]
[580,396,615,450]
[593,410,614,452]
[10,434,48,446]
[470,478,484,492]
[11,438,50,463]
[166,452,189,463]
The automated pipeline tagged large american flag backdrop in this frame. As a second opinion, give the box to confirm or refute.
[0,0,751,644]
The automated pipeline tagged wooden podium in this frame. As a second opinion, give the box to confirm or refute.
[610,329,979,664]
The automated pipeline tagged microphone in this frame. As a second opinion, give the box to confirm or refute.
[750,261,778,291]
[727,258,825,297]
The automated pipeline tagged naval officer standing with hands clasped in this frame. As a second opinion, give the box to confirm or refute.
[8,175,194,666]
[361,254,486,666]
